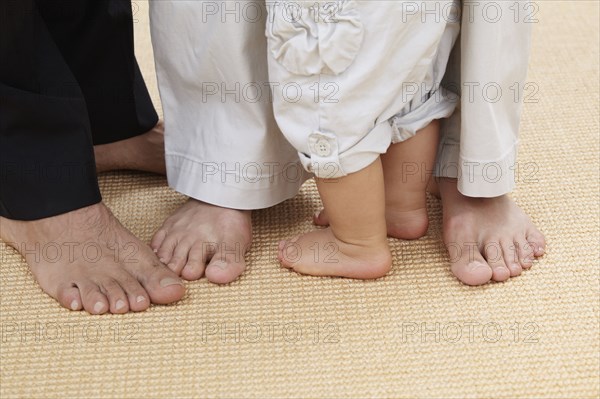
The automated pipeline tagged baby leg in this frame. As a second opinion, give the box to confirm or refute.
[381,120,440,239]
[315,121,440,240]
[279,159,392,279]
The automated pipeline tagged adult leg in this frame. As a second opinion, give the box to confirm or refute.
[35,0,165,174]
[149,1,308,283]
[435,0,545,285]
[0,0,184,313]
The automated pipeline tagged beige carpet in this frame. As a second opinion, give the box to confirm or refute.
[1,2,599,398]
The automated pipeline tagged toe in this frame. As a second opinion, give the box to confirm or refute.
[502,239,522,277]
[205,247,247,284]
[126,258,185,305]
[484,242,511,282]
[114,272,149,312]
[78,280,110,315]
[449,242,493,286]
[167,241,192,275]
[156,235,178,265]
[180,244,208,281]
[56,284,83,311]
[150,228,168,253]
[98,278,129,314]
[527,228,546,257]
[515,236,534,269]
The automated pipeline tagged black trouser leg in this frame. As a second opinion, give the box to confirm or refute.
[37,0,158,145]
[0,1,158,221]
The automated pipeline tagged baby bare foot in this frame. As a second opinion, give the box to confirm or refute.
[151,199,252,284]
[278,228,392,279]
[439,178,546,285]
[94,121,166,174]
[0,203,185,314]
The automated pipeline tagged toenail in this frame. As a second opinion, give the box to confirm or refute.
[153,248,158,253]
[70,300,79,311]
[93,302,105,313]
[160,277,183,288]
[136,295,146,303]
[468,262,487,271]
[115,300,126,310]
[314,211,320,219]
[538,246,545,254]
[159,258,166,263]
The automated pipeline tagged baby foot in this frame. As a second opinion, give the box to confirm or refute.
[278,228,392,279]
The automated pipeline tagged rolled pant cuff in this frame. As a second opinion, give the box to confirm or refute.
[435,142,518,198]
[166,154,311,210]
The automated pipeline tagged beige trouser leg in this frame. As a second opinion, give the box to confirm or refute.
[150,1,309,209]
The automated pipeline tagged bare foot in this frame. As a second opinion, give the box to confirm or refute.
[0,203,185,314]
[278,228,392,279]
[94,121,166,174]
[439,178,546,285]
[150,199,252,284]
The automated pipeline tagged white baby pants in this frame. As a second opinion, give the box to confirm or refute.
[265,0,460,178]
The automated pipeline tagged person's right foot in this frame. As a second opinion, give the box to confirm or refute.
[0,203,185,314]
[150,199,252,284]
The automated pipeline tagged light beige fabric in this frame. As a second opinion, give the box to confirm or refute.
[0,2,598,398]
[436,0,534,197]
[151,0,532,196]
[150,1,310,210]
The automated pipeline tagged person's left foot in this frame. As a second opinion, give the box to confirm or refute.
[94,121,166,174]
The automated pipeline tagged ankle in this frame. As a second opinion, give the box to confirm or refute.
[386,207,429,240]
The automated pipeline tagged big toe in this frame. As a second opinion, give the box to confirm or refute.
[127,258,185,305]
[205,240,249,284]
[205,256,247,284]
[451,260,493,286]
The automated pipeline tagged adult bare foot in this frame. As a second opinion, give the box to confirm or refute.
[150,199,252,284]
[0,203,185,314]
[439,178,546,285]
[94,121,166,174]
